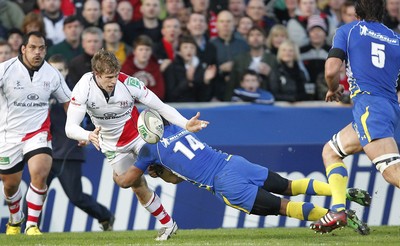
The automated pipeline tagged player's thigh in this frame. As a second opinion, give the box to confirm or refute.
[363,137,399,160]
[106,151,136,175]
[24,133,53,179]
[336,123,364,155]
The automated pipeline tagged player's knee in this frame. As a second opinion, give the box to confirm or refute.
[324,133,348,159]
[250,189,281,216]
[373,153,400,175]
[263,171,289,194]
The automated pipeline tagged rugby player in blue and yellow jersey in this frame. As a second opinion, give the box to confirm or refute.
[311,0,400,233]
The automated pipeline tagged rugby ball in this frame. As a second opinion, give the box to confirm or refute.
[137,109,164,144]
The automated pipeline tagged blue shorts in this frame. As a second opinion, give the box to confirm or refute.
[352,95,400,146]
[213,155,269,214]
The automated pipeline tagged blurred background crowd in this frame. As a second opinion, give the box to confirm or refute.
[0,0,399,104]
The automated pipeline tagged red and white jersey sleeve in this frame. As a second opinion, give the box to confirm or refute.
[0,57,71,143]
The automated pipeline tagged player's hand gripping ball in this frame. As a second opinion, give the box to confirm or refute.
[137,109,164,144]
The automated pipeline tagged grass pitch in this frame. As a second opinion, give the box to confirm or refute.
[0,226,399,245]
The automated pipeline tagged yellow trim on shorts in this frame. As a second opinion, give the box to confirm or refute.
[222,194,250,214]
[361,106,371,142]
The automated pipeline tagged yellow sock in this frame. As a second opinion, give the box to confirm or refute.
[286,201,328,221]
[326,162,348,211]
[291,179,332,196]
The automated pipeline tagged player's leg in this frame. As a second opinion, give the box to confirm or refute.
[130,175,178,240]
[0,142,26,235]
[54,159,114,231]
[25,151,52,235]
[110,151,177,240]
[363,137,400,188]
[322,123,362,212]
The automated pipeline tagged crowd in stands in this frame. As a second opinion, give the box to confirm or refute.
[1,0,400,104]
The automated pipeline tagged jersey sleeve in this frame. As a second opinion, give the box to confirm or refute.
[331,25,349,54]
[122,74,189,129]
[134,144,156,172]
[52,70,71,103]
[65,78,91,141]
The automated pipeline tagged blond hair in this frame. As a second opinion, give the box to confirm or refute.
[265,24,288,50]
[91,49,121,74]
[276,39,301,63]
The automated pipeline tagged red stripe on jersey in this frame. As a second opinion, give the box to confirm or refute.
[119,72,129,83]
[116,107,140,147]
[21,111,52,141]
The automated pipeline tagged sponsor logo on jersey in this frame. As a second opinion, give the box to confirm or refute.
[159,130,189,147]
[14,81,24,89]
[103,112,117,118]
[27,93,40,100]
[120,101,129,108]
[0,157,10,165]
[43,81,51,91]
[104,151,116,161]
[126,77,142,89]
[360,25,399,45]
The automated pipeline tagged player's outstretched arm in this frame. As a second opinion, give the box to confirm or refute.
[148,165,184,184]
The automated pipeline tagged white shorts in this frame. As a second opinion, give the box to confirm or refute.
[0,131,52,171]
[103,137,146,175]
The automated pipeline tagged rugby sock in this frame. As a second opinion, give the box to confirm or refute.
[143,192,173,227]
[3,186,23,224]
[26,183,47,227]
[286,201,328,221]
[326,162,348,212]
[291,179,331,196]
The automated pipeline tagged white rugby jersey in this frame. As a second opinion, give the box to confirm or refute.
[66,72,188,152]
[0,57,71,143]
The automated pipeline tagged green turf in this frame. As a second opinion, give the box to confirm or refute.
[0,226,399,245]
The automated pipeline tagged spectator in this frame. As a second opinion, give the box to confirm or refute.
[129,0,163,46]
[119,0,142,22]
[300,15,330,100]
[339,0,357,26]
[45,54,116,231]
[41,0,65,45]
[13,0,37,14]
[163,35,216,102]
[46,15,84,64]
[210,10,249,101]
[274,0,298,25]
[226,26,279,101]
[68,26,103,85]
[79,0,102,29]
[100,0,121,24]
[0,40,12,62]
[103,21,132,64]
[153,16,182,72]
[190,0,218,38]
[21,12,54,47]
[265,24,288,55]
[176,4,191,34]
[121,35,165,100]
[7,28,23,58]
[231,69,275,104]
[270,40,309,102]
[322,0,345,30]
[236,16,254,40]
[383,0,400,30]
[287,0,330,47]
[0,0,24,30]
[186,13,218,71]
[246,0,277,36]
[228,0,246,27]
[165,0,185,18]
[117,0,135,45]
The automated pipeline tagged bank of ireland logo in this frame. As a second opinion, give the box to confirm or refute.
[0,157,10,165]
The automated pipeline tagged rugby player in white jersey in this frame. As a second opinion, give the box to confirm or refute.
[65,49,208,241]
[0,31,71,235]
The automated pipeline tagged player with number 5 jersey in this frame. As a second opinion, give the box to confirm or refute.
[310,0,400,234]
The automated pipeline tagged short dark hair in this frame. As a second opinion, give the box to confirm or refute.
[64,15,81,26]
[241,69,261,82]
[133,35,153,49]
[178,35,196,49]
[22,31,46,47]
[247,26,266,39]
[355,0,384,22]
[48,54,67,65]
